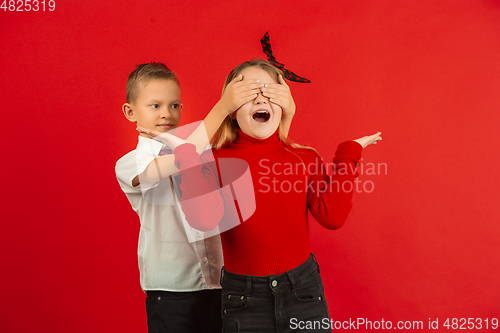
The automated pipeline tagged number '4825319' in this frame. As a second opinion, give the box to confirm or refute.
[443,318,498,330]
[1,1,56,11]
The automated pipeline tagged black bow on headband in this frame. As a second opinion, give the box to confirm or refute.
[260,31,311,83]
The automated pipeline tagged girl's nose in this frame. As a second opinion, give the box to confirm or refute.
[254,91,268,103]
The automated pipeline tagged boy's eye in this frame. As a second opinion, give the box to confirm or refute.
[171,104,180,109]
[151,104,159,109]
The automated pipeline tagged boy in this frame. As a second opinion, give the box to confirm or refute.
[115,62,270,332]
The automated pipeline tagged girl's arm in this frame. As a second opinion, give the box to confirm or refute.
[307,132,382,229]
[173,143,224,232]
[307,141,362,229]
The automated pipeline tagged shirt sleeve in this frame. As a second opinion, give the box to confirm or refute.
[307,141,363,230]
[173,143,224,231]
[115,149,161,194]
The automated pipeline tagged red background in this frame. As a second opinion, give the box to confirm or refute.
[1,0,499,331]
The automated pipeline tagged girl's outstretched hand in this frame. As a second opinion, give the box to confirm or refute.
[136,126,186,150]
[353,132,382,149]
[261,74,296,121]
[218,75,264,115]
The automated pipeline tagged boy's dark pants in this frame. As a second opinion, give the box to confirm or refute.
[146,289,222,333]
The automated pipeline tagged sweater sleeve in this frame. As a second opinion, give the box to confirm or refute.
[307,141,363,230]
[173,143,224,232]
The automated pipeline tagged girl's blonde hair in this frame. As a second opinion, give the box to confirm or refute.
[211,59,315,154]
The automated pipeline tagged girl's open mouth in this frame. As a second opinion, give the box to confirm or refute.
[252,110,270,123]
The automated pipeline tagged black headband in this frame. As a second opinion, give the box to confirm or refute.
[260,31,311,83]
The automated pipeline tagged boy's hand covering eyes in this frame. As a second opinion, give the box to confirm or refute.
[219,75,265,115]
[136,126,187,150]
[260,74,296,121]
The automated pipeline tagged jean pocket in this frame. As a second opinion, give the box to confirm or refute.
[293,288,324,302]
[223,294,249,312]
[293,276,324,302]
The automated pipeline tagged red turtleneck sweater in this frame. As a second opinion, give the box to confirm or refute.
[173,130,362,276]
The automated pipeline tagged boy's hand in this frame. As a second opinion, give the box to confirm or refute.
[353,132,383,149]
[137,126,186,150]
[261,75,296,122]
[217,75,264,115]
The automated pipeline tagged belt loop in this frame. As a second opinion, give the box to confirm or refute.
[311,253,320,273]
[286,271,296,292]
[220,266,224,287]
[246,276,252,297]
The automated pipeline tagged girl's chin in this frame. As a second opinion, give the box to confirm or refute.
[245,129,277,140]
[240,121,279,140]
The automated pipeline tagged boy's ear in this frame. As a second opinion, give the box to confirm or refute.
[122,103,136,123]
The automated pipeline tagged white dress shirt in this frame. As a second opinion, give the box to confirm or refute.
[115,136,223,292]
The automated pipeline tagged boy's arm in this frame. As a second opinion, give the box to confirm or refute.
[133,77,264,186]
[131,102,228,187]
[261,74,295,137]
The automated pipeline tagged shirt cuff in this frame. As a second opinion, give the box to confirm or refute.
[334,141,363,164]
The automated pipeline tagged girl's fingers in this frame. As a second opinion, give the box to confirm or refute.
[372,134,382,143]
[138,132,154,139]
[367,133,383,146]
[136,126,182,147]
[353,132,382,148]
[137,127,156,136]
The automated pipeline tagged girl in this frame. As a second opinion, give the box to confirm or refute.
[142,59,381,333]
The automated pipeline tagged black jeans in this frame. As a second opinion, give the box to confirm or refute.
[145,289,222,333]
[221,254,332,333]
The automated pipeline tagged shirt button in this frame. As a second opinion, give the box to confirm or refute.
[157,297,161,301]
[271,280,277,287]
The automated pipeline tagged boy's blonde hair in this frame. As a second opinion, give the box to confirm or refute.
[212,59,314,153]
[126,63,179,104]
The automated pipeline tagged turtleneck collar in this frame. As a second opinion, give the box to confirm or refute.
[233,129,281,146]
